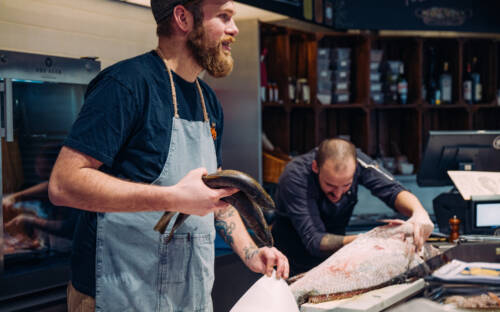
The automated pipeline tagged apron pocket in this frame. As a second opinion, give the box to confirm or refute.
[160,234,190,283]
[159,233,215,311]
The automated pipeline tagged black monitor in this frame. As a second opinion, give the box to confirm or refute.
[417,130,500,187]
[467,195,500,234]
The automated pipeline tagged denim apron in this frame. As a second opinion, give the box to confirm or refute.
[95,49,217,312]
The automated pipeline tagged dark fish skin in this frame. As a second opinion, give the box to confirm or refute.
[219,191,274,247]
[202,170,275,212]
[154,170,275,247]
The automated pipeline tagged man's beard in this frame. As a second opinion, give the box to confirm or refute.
[187,25,235,78]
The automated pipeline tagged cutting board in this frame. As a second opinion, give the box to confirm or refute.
[300,278,425,312]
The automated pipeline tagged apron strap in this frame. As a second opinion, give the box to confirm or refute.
[156,48,209,122]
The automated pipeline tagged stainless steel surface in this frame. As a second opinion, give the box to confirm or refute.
[0,50,100,84]
[4,78,13,142]
[459,235,500,243]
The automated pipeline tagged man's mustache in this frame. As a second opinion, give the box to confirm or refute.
[221,36,236,45]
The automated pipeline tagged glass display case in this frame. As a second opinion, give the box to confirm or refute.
[0,50,99,309]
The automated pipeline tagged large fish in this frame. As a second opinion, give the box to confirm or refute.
[154,170,275,247]
[290,222,440,305]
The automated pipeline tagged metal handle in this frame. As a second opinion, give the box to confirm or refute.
[2,78,13,142]
[0,79,13,142]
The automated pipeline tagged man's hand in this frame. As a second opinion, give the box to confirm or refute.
[173,168,238,216]
[380,216,434,252]
[242,245,289,279]
[407,213,434,251]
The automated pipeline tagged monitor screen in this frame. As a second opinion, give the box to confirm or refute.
[476,202,500,227]
[417,130,500,186]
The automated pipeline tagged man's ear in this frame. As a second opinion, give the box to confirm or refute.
[172,5,194,33]
[312,160,319,174]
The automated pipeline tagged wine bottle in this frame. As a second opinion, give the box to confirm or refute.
[463,62,473,104]
[397,64,408,104]
[471,57,482,103]
[428,47,441,105]
[440,62,452,104]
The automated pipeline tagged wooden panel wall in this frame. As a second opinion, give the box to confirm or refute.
[0,0,157,69]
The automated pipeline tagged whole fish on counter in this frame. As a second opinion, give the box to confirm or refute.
[154,169,275,247]
[289,222,440,305]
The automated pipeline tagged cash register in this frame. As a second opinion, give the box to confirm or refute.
[417,130,500,235]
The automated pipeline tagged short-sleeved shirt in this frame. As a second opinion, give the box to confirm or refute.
[67,51,224,297]
[271,148,406,275]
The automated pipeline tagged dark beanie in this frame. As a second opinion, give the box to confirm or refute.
[151,0,190,24]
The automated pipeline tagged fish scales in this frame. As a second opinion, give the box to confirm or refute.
[290,223,439,304]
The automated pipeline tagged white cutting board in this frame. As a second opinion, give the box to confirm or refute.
[301,278,425,312]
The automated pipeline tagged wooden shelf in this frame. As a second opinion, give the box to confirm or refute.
[421,103,469,109]
[371,104,419,109]
[322,103,366,109]
[259,21,500,169]
[262,102,286,108]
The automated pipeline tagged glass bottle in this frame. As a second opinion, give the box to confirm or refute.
[440,62,452,104]
[288,77,296,104]
[427,47,441,105]
[397,63,408,105]
[471,57,482,103]
[463,62,473,104]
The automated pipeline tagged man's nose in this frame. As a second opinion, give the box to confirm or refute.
[227,19,239,37]
[332,189,344,199]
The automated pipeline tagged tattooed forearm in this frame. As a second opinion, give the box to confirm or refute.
[215,219,236,246]
[243,245,259,261]
[214,206,236,219]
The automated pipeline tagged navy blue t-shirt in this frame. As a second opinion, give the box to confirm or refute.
[67,51,224,297]
[272,148,406,275]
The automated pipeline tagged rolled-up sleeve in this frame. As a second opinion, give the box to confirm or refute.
[357,154,407,209]
[276,167,326,258]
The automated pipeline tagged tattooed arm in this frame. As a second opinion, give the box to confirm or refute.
[215,206,255,260]
[215,206,289,279]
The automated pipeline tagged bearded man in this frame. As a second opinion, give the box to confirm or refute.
[48,1,289,311]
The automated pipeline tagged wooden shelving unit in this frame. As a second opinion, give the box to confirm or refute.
[260,22,500,170]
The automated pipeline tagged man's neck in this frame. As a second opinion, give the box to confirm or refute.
[157,37,202,82]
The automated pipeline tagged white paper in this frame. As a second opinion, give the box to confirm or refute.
[447,170,500,200]
[230,271,300,312]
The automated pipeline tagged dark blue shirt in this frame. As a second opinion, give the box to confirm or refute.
[66,51,224,297]
[272,148,406,275]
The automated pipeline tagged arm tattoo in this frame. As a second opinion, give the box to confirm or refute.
[214,206,236,219]
[215,219,236,246]
[243,245,259,261]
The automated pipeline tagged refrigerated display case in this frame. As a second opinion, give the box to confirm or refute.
[0,50,99,310]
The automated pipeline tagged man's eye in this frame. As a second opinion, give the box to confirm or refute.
[219,13,230,22]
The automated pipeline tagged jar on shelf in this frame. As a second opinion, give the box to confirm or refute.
[288,77,296,103]
[296,78,310,104]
